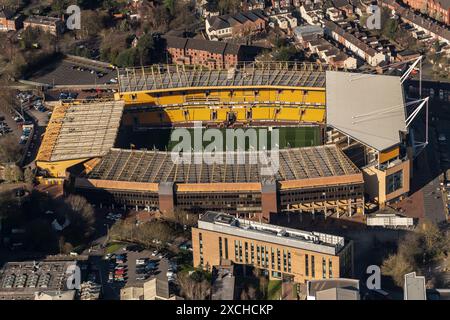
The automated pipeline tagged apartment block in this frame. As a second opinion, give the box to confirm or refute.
[192,212,354,283]
[163,36,261,69]
[23,15,65,35]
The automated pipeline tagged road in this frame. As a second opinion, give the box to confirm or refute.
[22,107,49,168]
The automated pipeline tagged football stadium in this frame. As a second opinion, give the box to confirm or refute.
[36,62,412,222]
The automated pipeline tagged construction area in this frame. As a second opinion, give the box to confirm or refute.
[34,63,413,220]
[36,100,124,177]
[72,145,364,220]
[117,62,327,93]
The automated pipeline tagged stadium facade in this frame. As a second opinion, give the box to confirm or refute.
[36,62,411,221]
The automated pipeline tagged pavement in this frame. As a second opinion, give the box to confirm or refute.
[98,246,171,300]
[23,107,49,168]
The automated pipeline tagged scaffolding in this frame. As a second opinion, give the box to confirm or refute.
[37,100,125,162]
[86,145,360,184]
[117,62,327,93]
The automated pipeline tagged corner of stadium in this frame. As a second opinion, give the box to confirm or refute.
[35,62,412,223]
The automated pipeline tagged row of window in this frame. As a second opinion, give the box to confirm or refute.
[305,254,333,279]
[217,237,293,273]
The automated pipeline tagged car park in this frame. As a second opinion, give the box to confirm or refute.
[136,275,147,281]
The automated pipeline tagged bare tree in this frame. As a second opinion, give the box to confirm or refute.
[178,271,211,300]
[64,195,96,239]
[0,136,22,164]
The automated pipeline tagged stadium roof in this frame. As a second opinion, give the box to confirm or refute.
[37,101,124,162]
[326,71,406,152]
[85,145,360,184]
[118,64,326,93]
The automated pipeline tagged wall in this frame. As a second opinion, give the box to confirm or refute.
[192,227,347,283]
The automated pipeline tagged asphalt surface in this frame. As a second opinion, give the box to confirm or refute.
[100,247,170,300]
[28,59,116,86]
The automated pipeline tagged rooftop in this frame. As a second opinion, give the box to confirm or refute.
[324,21,378,57]
[0,261,77,300]
[404,272,426,300]
[163,36,242,55]
[198,211,347,255]
[117,63,326,93]
[84,144,361,184]
[37,100,124,162]
[307,278,360,300]
[25,15,62,26]
[326,71,406,151]
[207,9,266,30]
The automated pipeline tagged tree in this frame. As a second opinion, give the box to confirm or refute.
[115,48,139,67]
[172,208,198,227]
[24,167,35,184]
[178,270,211,300]
[136,33,155,66]
[0,191,18,219]
[163,0,175,16]
[381,220,450,287]
[78,10,106,39]
[3,164,23,183]
[382,18,399,40]
[0,136,22,164]
[217,0,240,15]
[381,254,414,287]
[63,194,96,241]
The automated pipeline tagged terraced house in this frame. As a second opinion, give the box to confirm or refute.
[205,9,267,40]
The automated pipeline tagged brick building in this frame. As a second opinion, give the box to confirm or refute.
[163,36,261,69]
[0,8,22,31]
[192,211,354,283]
[205,9,267,40]
[402,0,450,25]
[23,15,65,35]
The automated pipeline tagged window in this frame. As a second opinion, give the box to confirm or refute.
[287,252,291,273]
[311,256,315,278]
[219,237,223,258]
[322,258,326,279]
[224,238,229,259]
[329,259,333,278]
[386,170,403,194]
[251,243,255,264]
[277,249,281,271]
[305,254,309,277]
[271,248,275,269]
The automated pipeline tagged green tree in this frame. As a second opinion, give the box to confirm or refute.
[136,33,155,65]
[382,18,399,40]
[164,0,175,16]
[115,48,139,67]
